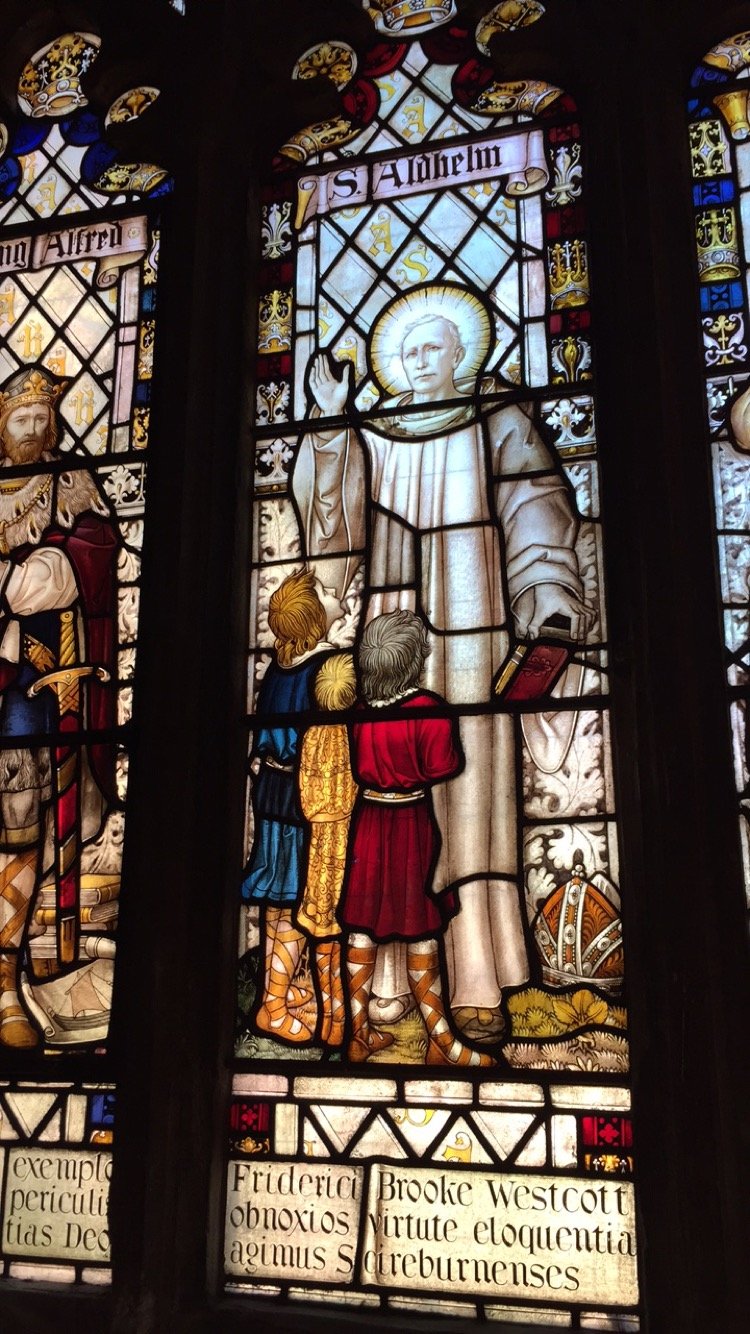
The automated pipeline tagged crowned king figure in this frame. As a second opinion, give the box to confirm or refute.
[0,366,117,1048]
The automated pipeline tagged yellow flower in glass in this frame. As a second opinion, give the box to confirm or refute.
[552,988,609,1031]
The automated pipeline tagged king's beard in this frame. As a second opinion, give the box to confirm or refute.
[0,434,47,466]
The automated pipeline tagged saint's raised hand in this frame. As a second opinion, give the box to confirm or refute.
[309,353,352,417]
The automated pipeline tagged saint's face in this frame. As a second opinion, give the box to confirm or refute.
[1,403,51,465]
[400,318,462,403]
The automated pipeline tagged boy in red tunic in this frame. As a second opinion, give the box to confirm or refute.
[340,610,493,1067]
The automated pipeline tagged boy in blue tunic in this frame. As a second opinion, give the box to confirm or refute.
[242,569,334,1043]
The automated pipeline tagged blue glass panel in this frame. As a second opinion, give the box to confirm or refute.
[81,141,119,187]
[694,179,735,205]
[10,119,47,154]
[691,63,730,89]
[61,109,105,147]
[90,1092,116,1127]
[700,281,744,311]
[149,178,174,198]
[0,157,20,200]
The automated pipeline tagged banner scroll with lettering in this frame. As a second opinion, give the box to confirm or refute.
[0,216,148,287]
[296,130,548,228]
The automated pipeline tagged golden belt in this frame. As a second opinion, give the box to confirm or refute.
[362,788,425,803]
[264,757,294,774]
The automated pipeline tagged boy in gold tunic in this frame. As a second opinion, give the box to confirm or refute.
[296,653,357,1048]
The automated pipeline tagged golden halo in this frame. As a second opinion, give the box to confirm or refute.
[369,284,493,398]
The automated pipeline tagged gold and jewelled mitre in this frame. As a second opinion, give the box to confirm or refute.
[532,852,624,996]
[0,367,67,438]
[363,0,457,36]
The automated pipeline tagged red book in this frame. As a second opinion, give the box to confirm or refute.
[494,641,570,701]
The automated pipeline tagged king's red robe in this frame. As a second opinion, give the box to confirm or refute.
[0,509,118,804]
[340,691,463,941]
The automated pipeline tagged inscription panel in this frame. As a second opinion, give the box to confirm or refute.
[2,1148,111,1263]
[225,1159,638,1307]
[226,1161,363,1283]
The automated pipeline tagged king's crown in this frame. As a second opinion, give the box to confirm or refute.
[363,0,457,36]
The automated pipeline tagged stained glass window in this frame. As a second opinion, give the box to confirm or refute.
[689,32,750,923]
[0,29,168,1284]
[228,4,640,1326]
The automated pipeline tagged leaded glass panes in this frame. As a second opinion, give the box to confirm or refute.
[689,32,750,918]
[0,28,168,1284]
[230,9,640,1326]
[0,1083,113,1281]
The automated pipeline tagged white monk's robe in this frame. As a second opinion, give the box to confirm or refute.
[293,394,582,994]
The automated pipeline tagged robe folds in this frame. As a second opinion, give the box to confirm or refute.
[293,397,582,900]
[340,691,463,941]
[242,649,331,907]
[0,510,118,842]
[297,721,357,938]
[44,514,118,804]
[294,395,584,1001]
[0,465,119,815]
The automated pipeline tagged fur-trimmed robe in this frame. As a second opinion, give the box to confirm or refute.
[0,459,117,841]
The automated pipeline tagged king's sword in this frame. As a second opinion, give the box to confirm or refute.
[28,660,110,967]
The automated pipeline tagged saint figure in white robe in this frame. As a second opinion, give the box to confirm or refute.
[293,304,591,1037]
